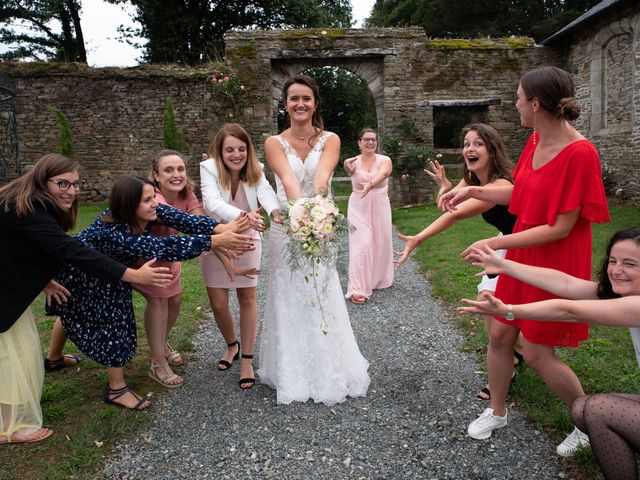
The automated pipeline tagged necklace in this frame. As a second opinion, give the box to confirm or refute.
[294,127,315,141]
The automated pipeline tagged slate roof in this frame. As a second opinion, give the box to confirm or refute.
[541,0,632,45]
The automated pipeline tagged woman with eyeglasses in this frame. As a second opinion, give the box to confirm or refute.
[0,154,172,444]
[343,128,393,304]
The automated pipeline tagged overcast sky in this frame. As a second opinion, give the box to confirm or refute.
[81,0,377,67]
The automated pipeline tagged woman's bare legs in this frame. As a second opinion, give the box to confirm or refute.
[207,287,239,367]
[237,287,258,387]
[522,340,584,408]
[143,297,182,386]
[487,321,520,416]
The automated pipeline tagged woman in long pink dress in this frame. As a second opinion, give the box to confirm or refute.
[344,129,394,304]
[200,123,281,389]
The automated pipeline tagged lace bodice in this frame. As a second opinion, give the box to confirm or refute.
[273,132,334,208]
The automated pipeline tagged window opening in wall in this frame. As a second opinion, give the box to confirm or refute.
[433,106,487,149]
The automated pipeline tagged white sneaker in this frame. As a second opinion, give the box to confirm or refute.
[556,426,590,457]
[467,408,508,440]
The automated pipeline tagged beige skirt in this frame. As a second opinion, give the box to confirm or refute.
[0,307,44,437]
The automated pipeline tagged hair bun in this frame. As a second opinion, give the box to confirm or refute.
[558,97,580,121]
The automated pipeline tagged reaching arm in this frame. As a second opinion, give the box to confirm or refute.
[458,292,640,328]
[394,178,511,267]
[440,184,513,212]
[343,156,357,175]
[360,155,392,198]
[265,136,300,201]
[467,246,598,299]
[461,207,582,259]
[313,133,341,195]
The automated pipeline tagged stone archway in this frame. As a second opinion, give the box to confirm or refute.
[224,28,555,205]
[270,57,385,130]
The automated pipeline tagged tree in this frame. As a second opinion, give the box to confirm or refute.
[107,0,353,64]
[367,0,601,42]
[0,0,86,62]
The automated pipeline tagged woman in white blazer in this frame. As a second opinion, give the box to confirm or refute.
[200,123,282,389]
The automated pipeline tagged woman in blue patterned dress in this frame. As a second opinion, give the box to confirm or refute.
[49,174,253,410]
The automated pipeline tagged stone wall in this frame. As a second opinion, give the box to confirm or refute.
[2,63,252,200]
[3,29,562,203]
[566,2,640,204]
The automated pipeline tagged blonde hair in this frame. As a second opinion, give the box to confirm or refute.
[150,149,195,199]
[208,123,262,190]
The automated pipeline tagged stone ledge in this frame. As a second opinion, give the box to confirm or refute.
[417,98,502,107]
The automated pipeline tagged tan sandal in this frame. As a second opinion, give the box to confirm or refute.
[350,295,366,304]
[165,343,183,366]
[148,362,183,389]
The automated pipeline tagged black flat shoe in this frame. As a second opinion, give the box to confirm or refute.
[217,340,240,371]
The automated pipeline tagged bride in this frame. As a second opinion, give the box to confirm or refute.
[257,74,370,405]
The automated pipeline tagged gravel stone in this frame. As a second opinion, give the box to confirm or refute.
[102,229,569,479]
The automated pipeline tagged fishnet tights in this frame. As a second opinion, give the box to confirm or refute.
[571,393,640,480]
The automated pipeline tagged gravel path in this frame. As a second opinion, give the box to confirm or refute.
[103,230,567,479]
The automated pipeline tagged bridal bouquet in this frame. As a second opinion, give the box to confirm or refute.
[284,195,347,334]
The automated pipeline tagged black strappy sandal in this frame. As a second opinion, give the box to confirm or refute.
[239,354,255,390]
[514,349,525,367]
[102,385,149,411]
[217,340,240,371]
[44,354,83,372]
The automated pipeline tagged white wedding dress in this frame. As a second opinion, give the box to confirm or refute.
[258,132,370,405]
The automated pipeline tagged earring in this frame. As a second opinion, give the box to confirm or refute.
[532,110,538,146]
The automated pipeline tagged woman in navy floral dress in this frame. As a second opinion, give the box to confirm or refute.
[49,174,253,409]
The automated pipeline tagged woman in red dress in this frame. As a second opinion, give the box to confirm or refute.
[440,66,610,455]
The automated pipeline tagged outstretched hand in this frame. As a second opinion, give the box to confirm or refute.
[213,229,255,253]
[247,207,267,232]
[270,209,284,225]
[457,291,507,317]
[43,280,71,307]
[131,259,173,287]
[361,181,373,198]
[438,187,471,212]
[393,233,419,267]
[217,212,250,234]
[425,160,451,192]
[461,237,496,262]
[466,245,505,277]
[214,249,261,280]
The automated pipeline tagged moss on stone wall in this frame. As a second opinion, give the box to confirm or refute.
[278,28,347,40]
[424,37,534,49]
[226,41,257,60]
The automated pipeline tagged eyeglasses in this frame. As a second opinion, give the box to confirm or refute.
[361,138,377,143]
[48,179,81,191]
